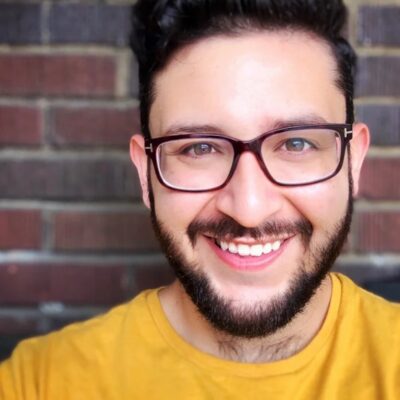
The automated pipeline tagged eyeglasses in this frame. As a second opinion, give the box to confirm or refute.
[145,124,353,192]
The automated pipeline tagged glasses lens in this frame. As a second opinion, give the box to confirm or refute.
[261,128,341,185]
[157,137,234,190]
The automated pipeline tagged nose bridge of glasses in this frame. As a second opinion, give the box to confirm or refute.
[224,140,281,217]
[233,137,267,173]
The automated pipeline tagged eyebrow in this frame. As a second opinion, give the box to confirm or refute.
[160,114,330,137]
[162,124,225,136]
[269,115,329,130]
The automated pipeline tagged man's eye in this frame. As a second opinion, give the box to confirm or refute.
[283,138,314,152]
[183,142,216,156]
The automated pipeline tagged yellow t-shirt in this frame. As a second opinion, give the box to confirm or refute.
[0,273,399,399]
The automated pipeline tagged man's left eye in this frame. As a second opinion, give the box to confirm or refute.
[189,143,215,156]
[283,138,314,152]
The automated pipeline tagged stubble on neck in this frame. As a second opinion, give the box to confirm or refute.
[160,275,332,363]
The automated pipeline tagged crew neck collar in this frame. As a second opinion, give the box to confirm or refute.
[147,273,343,377]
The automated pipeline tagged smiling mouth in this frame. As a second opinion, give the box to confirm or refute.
[212,237,291,257]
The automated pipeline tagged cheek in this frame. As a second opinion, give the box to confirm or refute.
[151,171,214,236]
[287,175,349,232]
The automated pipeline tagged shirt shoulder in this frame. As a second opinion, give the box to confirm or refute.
[0,289,158,400]
[334,272,400,351]
[28,288,153,350]
[336,272,400,315]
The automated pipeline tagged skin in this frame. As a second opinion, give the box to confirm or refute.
[130,30,370,362]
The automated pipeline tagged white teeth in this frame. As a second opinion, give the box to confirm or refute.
[250,244,263,256]
[217,239,284,257]
[237,244,250,256]
[272,240,281,251]
[220,241,229,251]
[228,242,237,254]
[263,243,272,254]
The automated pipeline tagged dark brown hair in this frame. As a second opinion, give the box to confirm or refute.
[130,0,356,138]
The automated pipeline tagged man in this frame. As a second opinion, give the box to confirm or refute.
[1,0,399,398]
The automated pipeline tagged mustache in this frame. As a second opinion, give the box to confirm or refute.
[187,216,313,246]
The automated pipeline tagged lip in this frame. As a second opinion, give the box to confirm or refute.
[205,236,292,272]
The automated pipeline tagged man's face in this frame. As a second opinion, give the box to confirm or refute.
[132,30,368,338]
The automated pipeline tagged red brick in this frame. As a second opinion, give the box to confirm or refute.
[358,6,400,46]
[357,56,400,97]
[0,4,41,45]
[0,263,127,305]
[0,105,42,146]
[334,263,400,287]
[0,210,41,250]
[356,104,400,146]
[53,210,159,251]
[0,158,139,200]
[0,317,36,336]
[129,262,174,295]
[359,158,400,200]
[48,4,130,46]
[356,212,400,252]
[49,106,140,147]
[0,54,116,97]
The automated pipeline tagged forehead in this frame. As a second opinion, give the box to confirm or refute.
[150,30,345,137]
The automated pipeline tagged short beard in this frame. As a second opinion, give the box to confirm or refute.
[149,175,353,339]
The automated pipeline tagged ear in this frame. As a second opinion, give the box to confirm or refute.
[130,134,151,208]
[349,122,370,196]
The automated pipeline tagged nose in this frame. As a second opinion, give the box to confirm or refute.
[215,152,284,228]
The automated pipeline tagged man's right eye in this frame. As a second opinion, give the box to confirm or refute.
[282,137,315,152]
[181,142,216,156]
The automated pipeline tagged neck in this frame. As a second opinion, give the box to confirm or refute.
[159,276,332,363]
[215,333,304,363]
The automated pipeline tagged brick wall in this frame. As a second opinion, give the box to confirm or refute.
[336,0,400,294]
[0,0,399,359]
